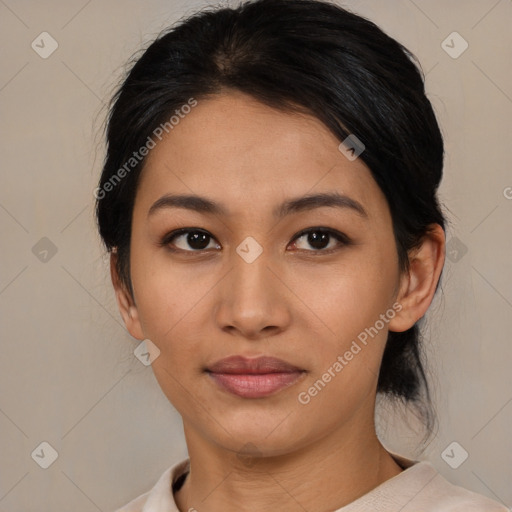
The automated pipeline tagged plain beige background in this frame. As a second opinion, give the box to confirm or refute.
[0,0,511,510]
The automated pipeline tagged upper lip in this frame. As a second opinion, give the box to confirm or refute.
[206,356,304,374]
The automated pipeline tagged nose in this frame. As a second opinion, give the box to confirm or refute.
[214,248,292,340]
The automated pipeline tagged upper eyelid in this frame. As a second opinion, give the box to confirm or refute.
[163,227,348,250]
[163,228,219,248]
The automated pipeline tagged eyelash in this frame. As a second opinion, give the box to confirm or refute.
[159,227,351,254]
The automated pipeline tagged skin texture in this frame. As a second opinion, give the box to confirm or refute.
[111,91,445,512]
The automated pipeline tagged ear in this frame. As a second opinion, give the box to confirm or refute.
[388,224,445,332]
[110,251,145,340]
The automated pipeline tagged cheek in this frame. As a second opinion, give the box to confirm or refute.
[129,246,217,383]
[293,278,396,424]
[130,243,204,340]
[292,244,399,388]
[288,245,399,341]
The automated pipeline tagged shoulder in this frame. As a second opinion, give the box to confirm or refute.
[113,491,150,512]
[339,454,508,512]
[410,463,509,511]
[112,459,190,512]
[386,457,508,512]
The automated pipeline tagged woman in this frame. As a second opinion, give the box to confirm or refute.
[95,0,508,510]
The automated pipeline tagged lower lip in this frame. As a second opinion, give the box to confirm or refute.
[208,372,305,398]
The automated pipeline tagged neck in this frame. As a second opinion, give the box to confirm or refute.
[174,420,403,512]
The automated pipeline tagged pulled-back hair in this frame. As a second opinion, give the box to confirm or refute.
[96,0,445,436]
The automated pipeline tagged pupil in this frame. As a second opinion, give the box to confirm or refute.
[308,231,329,249]
[189,232,209,249]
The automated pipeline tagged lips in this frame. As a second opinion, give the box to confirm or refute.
[207,355,303,374]
[206,356,306,398]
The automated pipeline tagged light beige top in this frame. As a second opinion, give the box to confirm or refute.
[114,454,508,511]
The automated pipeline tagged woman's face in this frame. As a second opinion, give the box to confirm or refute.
[121,91,408,457]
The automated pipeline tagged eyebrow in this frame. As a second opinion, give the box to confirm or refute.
[147,192,368,219]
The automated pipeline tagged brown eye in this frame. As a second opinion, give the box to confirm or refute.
[290,228,350,252]
[161,229,220,252]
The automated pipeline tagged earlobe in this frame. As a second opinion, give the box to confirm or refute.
[110,252,145,340]
[388,224,445,333]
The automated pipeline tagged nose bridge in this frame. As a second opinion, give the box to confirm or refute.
[232,247,271,301]
[215,243,290,337]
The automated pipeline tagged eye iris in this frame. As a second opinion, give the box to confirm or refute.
[188,232,210,250]
[308,231,330,250]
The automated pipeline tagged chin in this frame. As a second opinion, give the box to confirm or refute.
[207,413,315,459]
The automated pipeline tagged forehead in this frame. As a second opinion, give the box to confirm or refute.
[135,91,388,221]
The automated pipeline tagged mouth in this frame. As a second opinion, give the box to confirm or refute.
[205,355,307,399]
